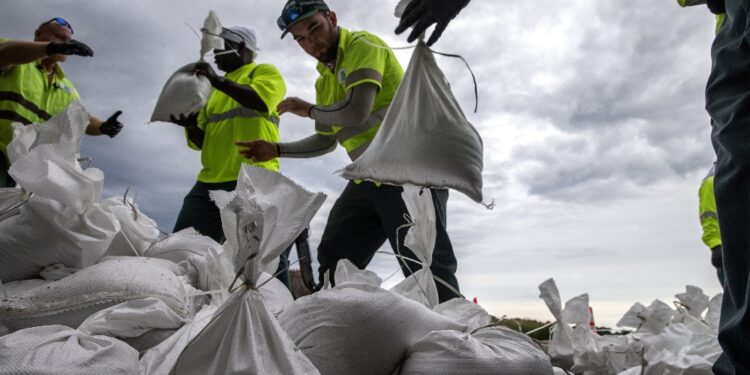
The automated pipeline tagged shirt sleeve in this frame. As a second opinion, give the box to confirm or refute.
[248,64,287,115]
[341,36,387,92]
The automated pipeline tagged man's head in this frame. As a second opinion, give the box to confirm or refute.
[278,0,339,64]
[35,17,74,64]
[214,26,259,73]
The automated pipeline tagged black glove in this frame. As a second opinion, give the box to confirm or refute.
[99,111,123,138]
[195,62,220,85]
[706,0,726,15]
[395,0,471,46]
[46,39,94,57]
[169,112,199,128]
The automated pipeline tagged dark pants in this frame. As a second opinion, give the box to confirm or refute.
[173,180,291,289]
[317,181,459,303]
[0,153,15,188]
[711,117,750,374]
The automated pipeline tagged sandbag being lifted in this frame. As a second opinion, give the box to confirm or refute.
[340,43,484,203]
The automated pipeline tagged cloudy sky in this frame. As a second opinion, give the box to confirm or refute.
[2,0,722,327]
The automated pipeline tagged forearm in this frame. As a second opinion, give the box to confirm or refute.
[279,133,337,159]
[310,84,377,127]
[212,77,268,112]
[0,41,50,70]
[85,115,103,136]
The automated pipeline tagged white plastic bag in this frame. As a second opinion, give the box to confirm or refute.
[99,196,160,257]
[339,43,484,203]
[200,10,224,59]
[150,63,213,123]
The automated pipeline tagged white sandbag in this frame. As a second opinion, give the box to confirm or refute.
[78,297,187,339]
[0,187,25,222]
[211,165,326,275]
[8,102,103,214]
[0,257,191,333]
[172,166,324,375]
[400,327,553,375]
[39,263,78,281]
[675,285,710,320]
[0,325,139,375]
[539,278,575,368]
[143,228,233,294]
[1,278,49,297]
[334,258,383,288]
[99,196,160,256]
[617,300,675,334]
[150,63,213,123]
[0,195,119,282]
[200,10,224,59]
[339,43,484,203]
[139,304,218,375]
[390,185,439,308]
[278,283,466,375]
[172,288,318,375]
[705,293,722,330]
[433,298,491,332]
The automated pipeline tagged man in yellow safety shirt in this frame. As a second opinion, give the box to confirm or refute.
[168,26,292,286]
[238,0,461,303]
[0,17,124,187]
[699,164,724,287]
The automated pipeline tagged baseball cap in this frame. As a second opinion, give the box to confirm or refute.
[221,26,260,54]
[277,0,330,39]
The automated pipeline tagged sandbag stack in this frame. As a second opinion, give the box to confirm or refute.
[541,279,722,374]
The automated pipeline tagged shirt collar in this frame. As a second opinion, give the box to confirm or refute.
[316,27,350,75]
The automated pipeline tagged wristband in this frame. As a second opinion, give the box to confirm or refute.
[308,105,315,118]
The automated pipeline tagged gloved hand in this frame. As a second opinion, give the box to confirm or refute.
[46,39,94,57]
[706,0,726,15]
[395,0,471,46]
[99,111,123,138]
[195,62,220,85]
[169,112,199,128]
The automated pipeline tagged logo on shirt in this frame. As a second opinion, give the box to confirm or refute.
[56,82,73,95]
[337,68,347,84]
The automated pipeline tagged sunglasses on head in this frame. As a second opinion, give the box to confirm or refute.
[43,17,74,34]
[277,0,327,31]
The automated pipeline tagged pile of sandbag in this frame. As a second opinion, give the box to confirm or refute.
[540,279,722,375]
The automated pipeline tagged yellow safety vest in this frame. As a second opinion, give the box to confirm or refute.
[314,28,404,161]
[188,63,286,183]
[0,38,80,160]
[699,169,722,249]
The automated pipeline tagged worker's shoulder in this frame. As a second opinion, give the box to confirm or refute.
[344,29,391,52]
[250,62,283,77]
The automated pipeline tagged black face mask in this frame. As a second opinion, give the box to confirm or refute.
[214,40,247,72]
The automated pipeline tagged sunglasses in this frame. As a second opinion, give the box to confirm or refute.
[277,1,327,31]
[43,17,74,34]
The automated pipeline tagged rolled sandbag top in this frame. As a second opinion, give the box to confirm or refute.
[0,257,190,333]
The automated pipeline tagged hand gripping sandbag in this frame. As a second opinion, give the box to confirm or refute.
[339,43,484,203]
[0,325,139,375]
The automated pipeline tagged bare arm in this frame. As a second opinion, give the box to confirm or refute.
[212,77,268,112]
[0,40,50,70]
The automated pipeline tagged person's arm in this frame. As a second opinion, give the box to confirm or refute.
[195,62,267,111]
[277,83,378,128]
[170,113,205,148]
[86,112,123,137]
[236,131,338,161]
[0,39,93,70]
